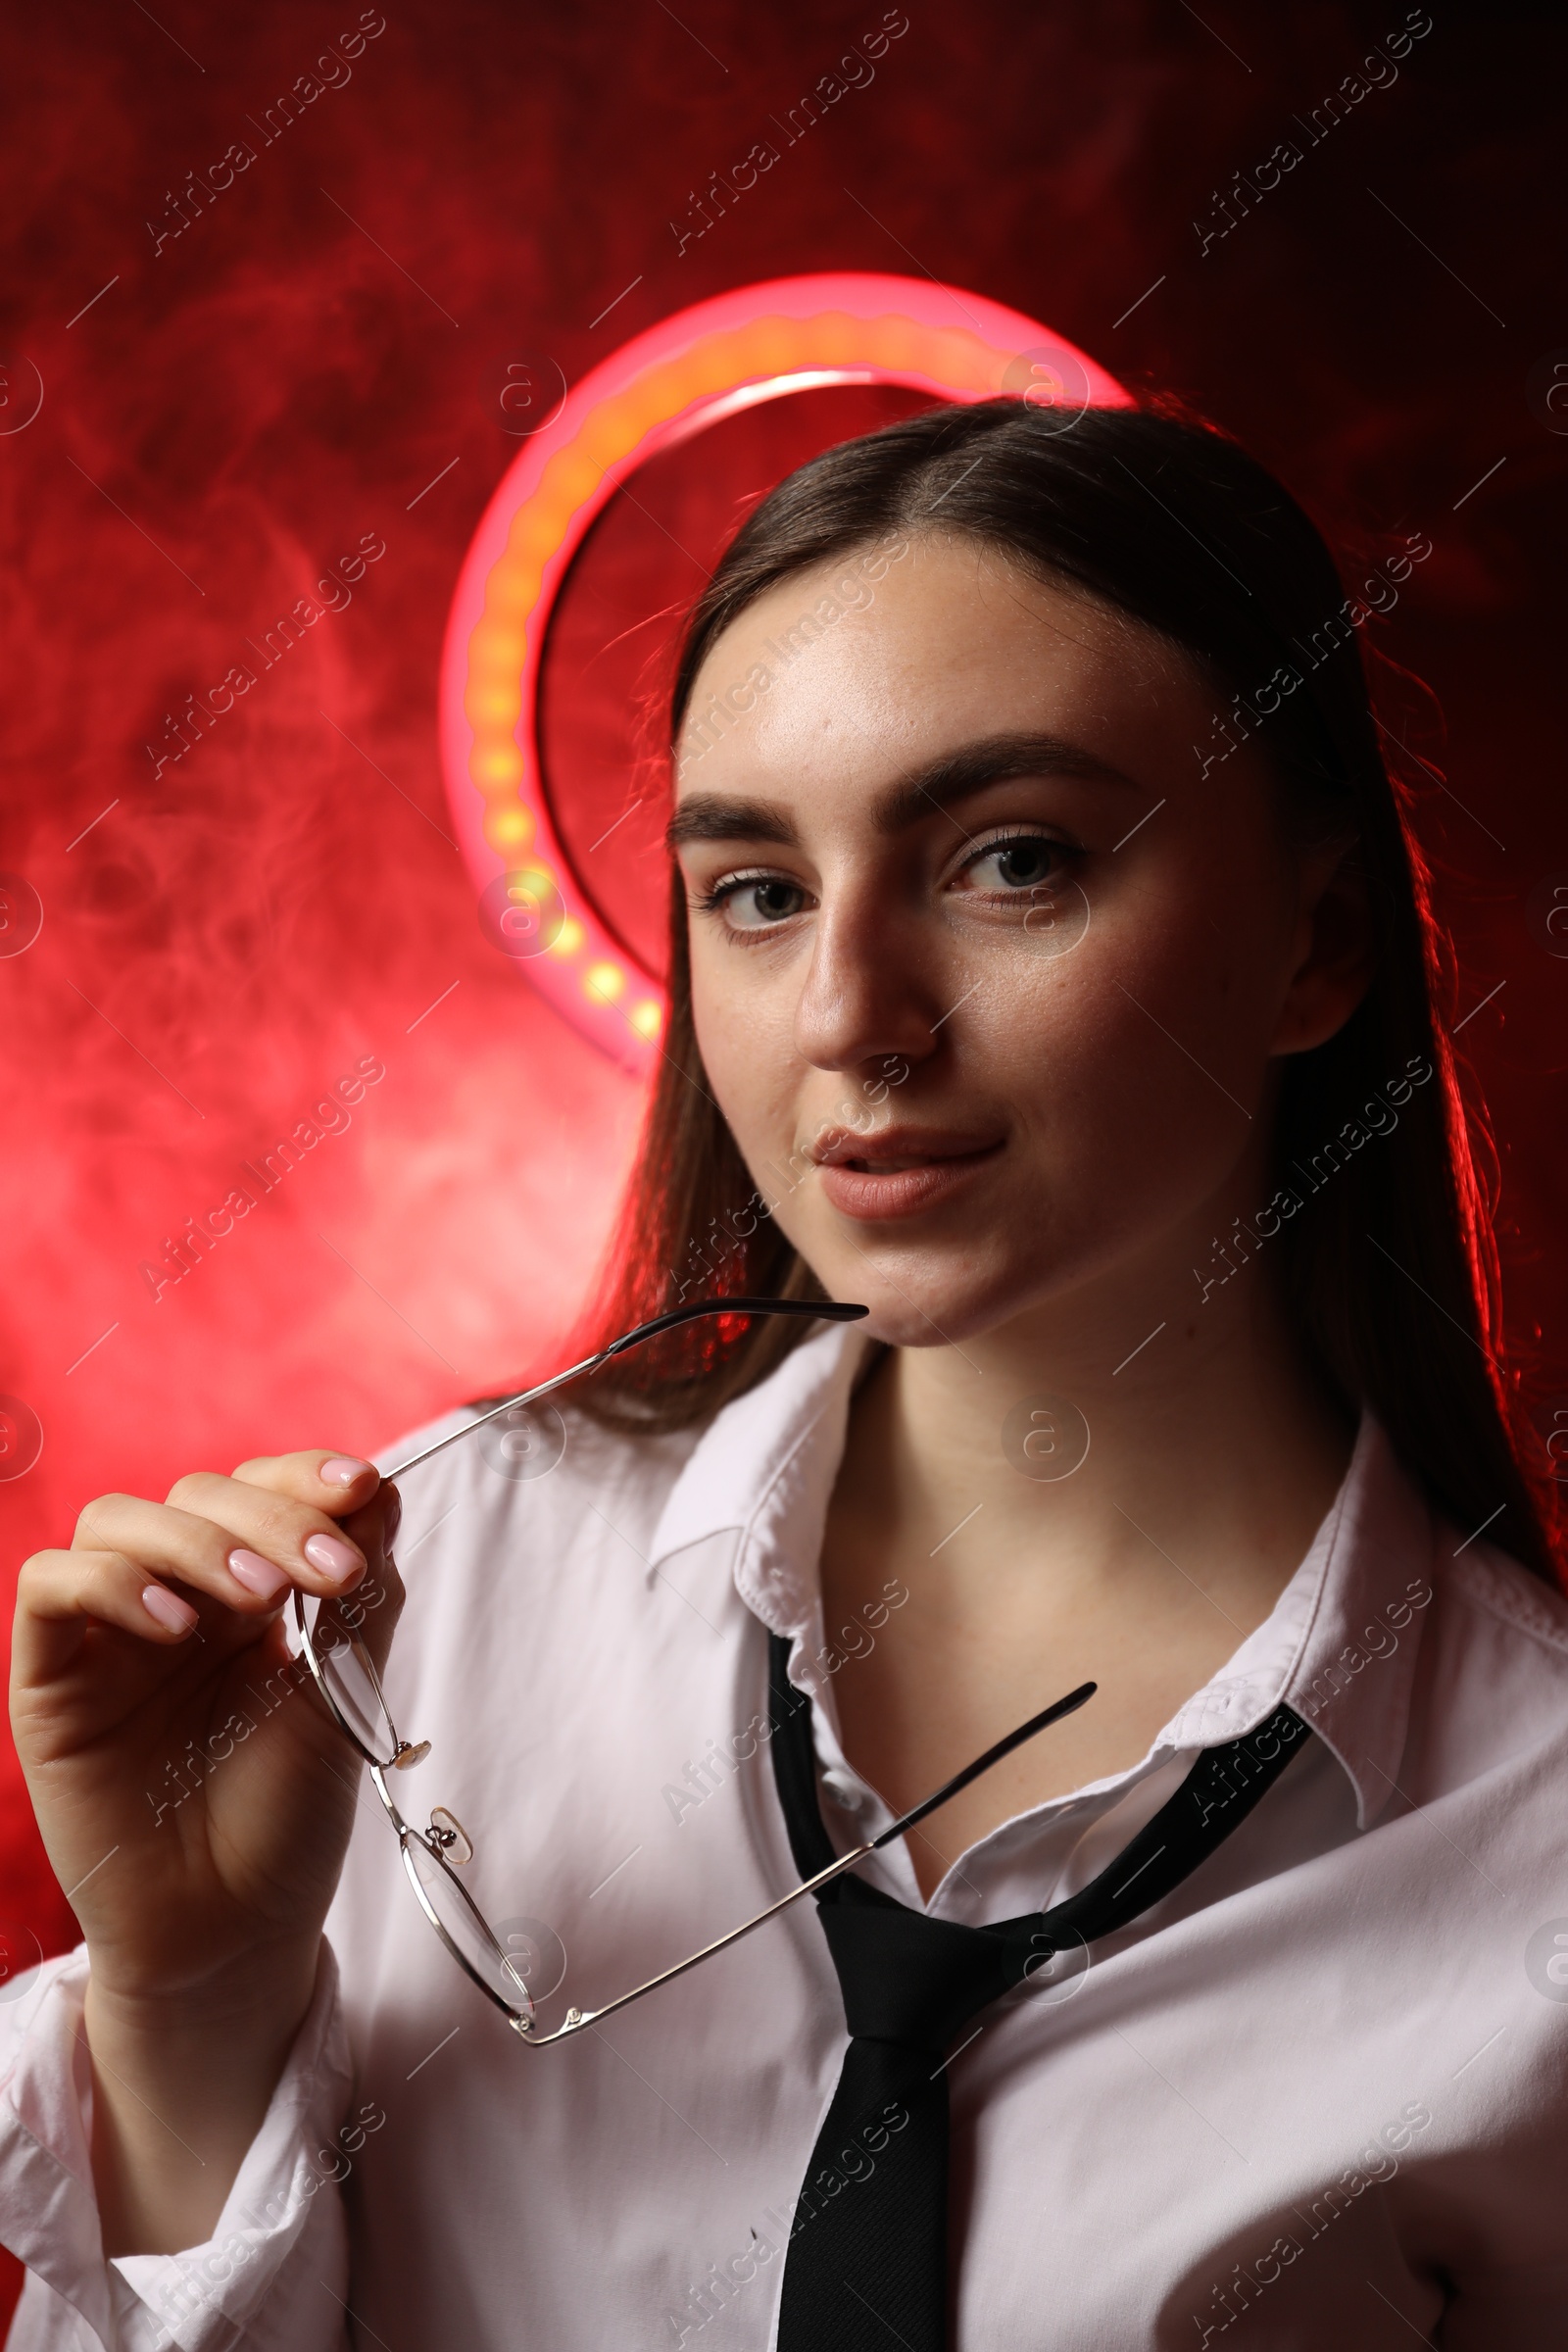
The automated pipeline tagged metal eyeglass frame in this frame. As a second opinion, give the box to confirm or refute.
[290,1295,1097,2047]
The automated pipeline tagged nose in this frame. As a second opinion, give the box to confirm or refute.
[791,889,943,1078]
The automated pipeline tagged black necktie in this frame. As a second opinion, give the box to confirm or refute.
[766,1632,1310,2351]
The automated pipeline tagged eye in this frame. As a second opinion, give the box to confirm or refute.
[699,870,810,933]
[953,831,1072,898]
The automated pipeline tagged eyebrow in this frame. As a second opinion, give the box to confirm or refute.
[664,730,1144,853]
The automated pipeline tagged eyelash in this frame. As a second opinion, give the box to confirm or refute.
[693,869,781,917]
[693,827,1079,942]
[954,825,1078,893]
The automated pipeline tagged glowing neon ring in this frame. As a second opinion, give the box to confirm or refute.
[441,271,1129,1072]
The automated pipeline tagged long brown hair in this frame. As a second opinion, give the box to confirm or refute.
[559,396,1559,1586]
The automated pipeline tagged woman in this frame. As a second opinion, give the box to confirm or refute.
[6,397,1567,2350]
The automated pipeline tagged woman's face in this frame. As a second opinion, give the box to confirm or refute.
[670,533,1366,1350]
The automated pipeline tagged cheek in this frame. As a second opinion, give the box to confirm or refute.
[689,940,802,1155]
[979,886,1279,1241]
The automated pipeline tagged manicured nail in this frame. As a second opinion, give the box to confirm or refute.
[319,1456,375,1489]
[142,1584,198,1636]
[303,1532,365,1587]
[227,1547,290,1601]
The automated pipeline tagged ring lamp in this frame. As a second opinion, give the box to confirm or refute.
[440,271,1129,1072]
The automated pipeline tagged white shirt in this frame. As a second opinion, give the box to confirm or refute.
[6,1319,1568,2350]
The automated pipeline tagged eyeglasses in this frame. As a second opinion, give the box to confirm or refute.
[289,1297,1096,2047]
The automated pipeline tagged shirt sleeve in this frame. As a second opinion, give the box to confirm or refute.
[0,1940,355,2352]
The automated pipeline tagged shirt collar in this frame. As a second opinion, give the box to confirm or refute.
[646,1315,876,1613]
[647,1320,1436,1832]
[1153,1410,1436,1830]
[1271,1410,1436,1830]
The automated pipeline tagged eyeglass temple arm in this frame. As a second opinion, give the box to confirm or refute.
[384,1298,869,1481]
[867,1679,1098,1848]
[520,1678,1097,2046]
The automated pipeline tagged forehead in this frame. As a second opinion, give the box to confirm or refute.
[674,534,1200,798]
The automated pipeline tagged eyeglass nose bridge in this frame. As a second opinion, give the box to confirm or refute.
[366,1769,474,1866]
[426,1805,474,1864]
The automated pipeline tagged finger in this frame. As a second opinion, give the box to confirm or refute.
[81,1487,367,1611]
[339,1479,400,1572]
[14,1546,208,1685]
[326,1486,405,1672]
[219,1453,383,1588]
[228,1450,381,1518]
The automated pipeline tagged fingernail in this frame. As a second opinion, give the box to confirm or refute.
[303,1532,365,1587]
[142,1584,199,1636]
[319,1455,375,1489]
[227,1547,290,1601]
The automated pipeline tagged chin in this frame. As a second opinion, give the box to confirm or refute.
[811,1242,1034,1351]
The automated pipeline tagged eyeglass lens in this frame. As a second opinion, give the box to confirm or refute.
[404,1838,535,2018]
[294,1590,400,1760]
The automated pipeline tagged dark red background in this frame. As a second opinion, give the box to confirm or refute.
[2,0,1565,2324]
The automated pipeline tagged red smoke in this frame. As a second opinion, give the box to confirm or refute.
[1,5,1563,2321]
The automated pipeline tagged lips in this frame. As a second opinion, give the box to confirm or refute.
[809,1124,1004,1221]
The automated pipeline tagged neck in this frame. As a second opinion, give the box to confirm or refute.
[837,1239,1356,1637]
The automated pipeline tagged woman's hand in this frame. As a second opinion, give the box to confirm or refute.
[9,1449,405,2251]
